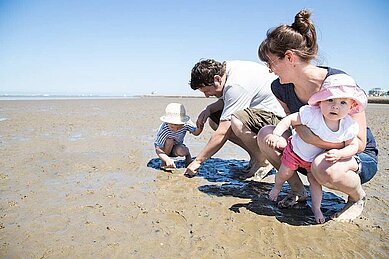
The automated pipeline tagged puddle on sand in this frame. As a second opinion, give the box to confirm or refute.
[148,157,345,226]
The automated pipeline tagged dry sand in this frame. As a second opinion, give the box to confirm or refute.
[0,97,388,258]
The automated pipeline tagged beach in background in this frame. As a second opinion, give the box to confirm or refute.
[0,97,387,258]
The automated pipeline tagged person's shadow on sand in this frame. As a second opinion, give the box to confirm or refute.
[147,157,345,226]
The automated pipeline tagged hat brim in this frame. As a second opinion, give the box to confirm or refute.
[308,87,367,114]
[160,115,190,124]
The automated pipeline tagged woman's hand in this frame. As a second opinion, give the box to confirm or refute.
[324,149,342,163]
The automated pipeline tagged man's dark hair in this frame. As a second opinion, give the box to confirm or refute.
[189,59,226,90]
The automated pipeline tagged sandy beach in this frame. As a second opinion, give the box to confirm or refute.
[0,97,388,258]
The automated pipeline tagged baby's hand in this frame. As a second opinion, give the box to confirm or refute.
[266,134,280,149]
[165,158,176,168]
[324,149,341,163]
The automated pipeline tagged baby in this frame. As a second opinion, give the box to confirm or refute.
[266,74,367,223]
[154,103,203,170]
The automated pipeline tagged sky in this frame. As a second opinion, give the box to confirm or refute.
[0,0,388,96]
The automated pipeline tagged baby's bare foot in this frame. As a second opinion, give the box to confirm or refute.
[268,187,281,201]
[312,207,325,224]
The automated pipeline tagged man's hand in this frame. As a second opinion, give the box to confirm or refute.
[196,109,210,129]
[184,159,201,178]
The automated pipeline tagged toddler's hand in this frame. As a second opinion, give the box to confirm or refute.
[266,134,280,149]
[166,158,176,168]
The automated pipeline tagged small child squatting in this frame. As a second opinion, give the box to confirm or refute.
[154,103,203,170]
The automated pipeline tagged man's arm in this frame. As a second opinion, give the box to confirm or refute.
[196,99,224,128]
[184,120,231,176]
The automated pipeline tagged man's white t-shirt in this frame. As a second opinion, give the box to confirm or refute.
[220,60,285,121]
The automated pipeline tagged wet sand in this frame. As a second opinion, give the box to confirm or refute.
[0,97,388,258]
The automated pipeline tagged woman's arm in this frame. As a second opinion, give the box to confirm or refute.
[350,111,367,152]
[277,98,291,116]
[325,137,359,163]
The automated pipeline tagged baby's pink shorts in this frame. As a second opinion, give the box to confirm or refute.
[281,137,312,171]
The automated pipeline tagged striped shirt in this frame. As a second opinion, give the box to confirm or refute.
[154,121,197,148]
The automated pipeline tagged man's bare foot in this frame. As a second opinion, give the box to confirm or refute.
[312,207,325,224]
[331,196,366,223]
[240,164,252,174]
[240,163,273,180]
[268,186,281,201]
[277,190,307,208]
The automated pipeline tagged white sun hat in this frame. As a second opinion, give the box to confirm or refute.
[160,103,190,124]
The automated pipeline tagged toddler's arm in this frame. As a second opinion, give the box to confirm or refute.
[155,146,176,168]
[324,137,359,163]
[266,112,300,149]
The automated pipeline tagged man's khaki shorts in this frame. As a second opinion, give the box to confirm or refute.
[209,108,282,134]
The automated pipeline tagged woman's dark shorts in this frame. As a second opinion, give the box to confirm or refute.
[355,153,378,184]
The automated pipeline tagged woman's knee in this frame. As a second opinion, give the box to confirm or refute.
[311,155,343,185]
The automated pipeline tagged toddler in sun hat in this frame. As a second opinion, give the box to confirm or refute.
[265,73,367,224]
[308,73,367,114]
[154,103,203,170]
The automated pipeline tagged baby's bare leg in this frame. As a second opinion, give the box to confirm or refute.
[307,172,325,224]
[269,163,295,201]
[172,144,192,165]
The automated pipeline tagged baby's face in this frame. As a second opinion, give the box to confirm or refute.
[320,98,353,121]
[168,123,184,132]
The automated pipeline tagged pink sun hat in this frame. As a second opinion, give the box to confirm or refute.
[308,74,368,114]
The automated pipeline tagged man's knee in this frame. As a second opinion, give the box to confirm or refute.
[257,125,275,147]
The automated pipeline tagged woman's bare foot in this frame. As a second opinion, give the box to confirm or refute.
[331,196,366,223]
[312,207,325,224]
[277,190,307,208]
[268,186,281,201]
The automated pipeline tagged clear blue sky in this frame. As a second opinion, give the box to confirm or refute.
[0,0,388,96]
